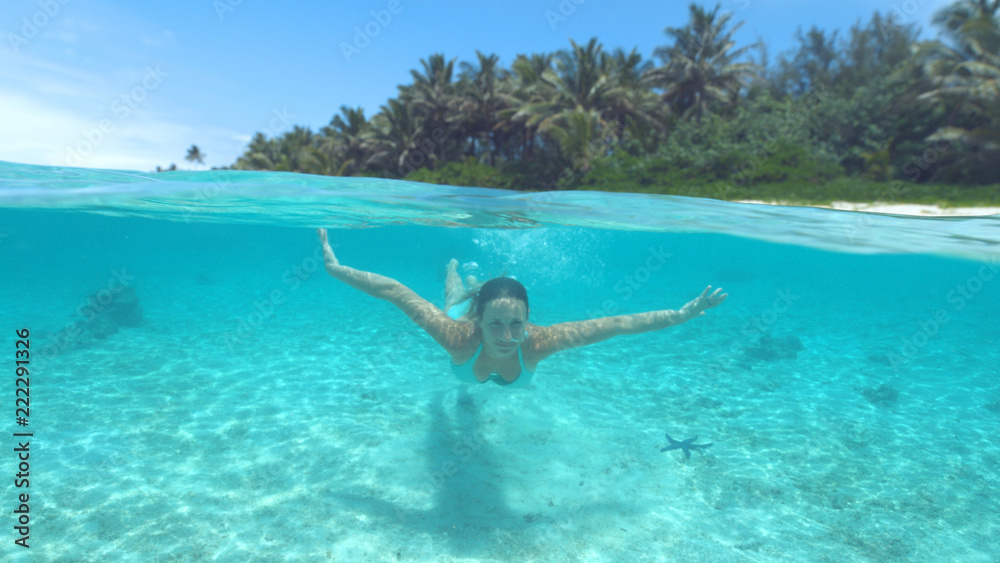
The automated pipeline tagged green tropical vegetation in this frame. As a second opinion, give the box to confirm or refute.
[219,1,1000,206]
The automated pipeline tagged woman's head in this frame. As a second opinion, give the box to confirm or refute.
[471,277,529,320]
[470,277,530,355]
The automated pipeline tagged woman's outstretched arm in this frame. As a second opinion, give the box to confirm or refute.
[528,286,727,360]
[317,228,471,351]
[318,228,408,300]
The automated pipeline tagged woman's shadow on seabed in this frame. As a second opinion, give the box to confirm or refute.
[328,386,629,556]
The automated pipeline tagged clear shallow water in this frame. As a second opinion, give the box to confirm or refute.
[1,161,999,562]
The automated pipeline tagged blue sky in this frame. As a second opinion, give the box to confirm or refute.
[1,0,955,171]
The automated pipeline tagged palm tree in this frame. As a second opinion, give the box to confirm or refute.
[509,38,665,170]
[933,0,1000,55]
[499,53,555,160]
[320,105,373,175]
[918,38,1000,179]
[274,126,317,172]
[234,133,278,170]
[406,55,458,133]
[600,47,664,139]
[912,1,1000,181]
[484,39,662,172]
[368,98,427,176]
[510,38,613,132]
[234,127,318,172]
[544,108,606,170]
[387,54,466,170]
[455,51,514,165]
[506,39,617,168]
[185,144,205,165]
[644,3,759,121]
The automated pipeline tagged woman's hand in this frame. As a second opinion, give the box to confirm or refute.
[679,286,727,319]
[317,228,340,273]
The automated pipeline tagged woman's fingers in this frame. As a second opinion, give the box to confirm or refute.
[696,286,727,308]
[709,288,727,306]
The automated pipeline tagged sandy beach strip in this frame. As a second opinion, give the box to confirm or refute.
[737,200,1000,216]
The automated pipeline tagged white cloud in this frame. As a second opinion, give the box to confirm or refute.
[0,91,93,164]
[0,48,244,171]
[0,4,247,171]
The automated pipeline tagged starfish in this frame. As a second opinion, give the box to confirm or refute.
[660,433,712,459]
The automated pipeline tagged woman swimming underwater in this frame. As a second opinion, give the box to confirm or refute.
[317,228,727,387]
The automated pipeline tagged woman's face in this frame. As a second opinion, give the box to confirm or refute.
[479,297,528,356]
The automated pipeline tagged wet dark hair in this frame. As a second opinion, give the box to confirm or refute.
[469,277,529,320]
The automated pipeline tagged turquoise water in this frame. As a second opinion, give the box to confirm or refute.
[1,161,999,562]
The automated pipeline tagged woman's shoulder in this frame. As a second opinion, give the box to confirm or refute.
[444,321,480,359]
[521,322,573,365]
[524,322,556,348]
[445,322,483,365]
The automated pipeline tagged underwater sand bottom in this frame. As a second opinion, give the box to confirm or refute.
[19,309,1000,562]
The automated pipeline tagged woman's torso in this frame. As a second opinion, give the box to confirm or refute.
[449,323,539,383]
